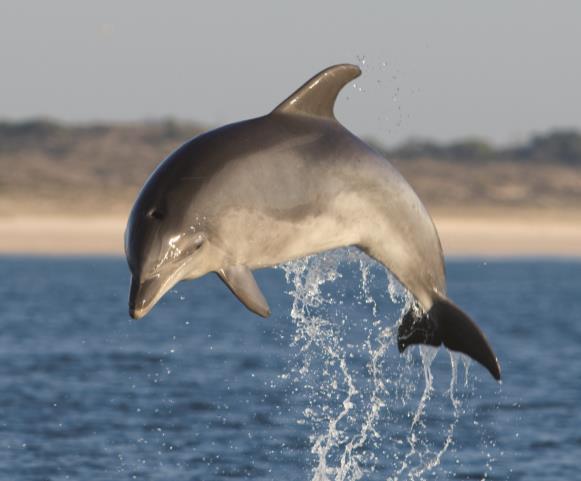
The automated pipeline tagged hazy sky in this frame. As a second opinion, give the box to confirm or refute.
[1,1,580,146]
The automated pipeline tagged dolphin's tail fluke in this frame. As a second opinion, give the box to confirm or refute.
[397,296,501,380]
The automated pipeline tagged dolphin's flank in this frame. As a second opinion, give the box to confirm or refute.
[125,64,501,381]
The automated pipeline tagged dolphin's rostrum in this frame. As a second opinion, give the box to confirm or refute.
[125,64,501,380]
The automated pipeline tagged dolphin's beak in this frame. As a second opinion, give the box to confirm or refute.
[129,274,175,319]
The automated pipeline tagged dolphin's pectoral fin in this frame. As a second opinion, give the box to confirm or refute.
[217,265,271,318]
[272,64,361,120]
[398,296,501,381]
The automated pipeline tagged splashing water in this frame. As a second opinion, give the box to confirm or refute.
[279,248,470,481]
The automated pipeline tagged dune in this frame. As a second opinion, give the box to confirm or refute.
[1,120,580,257]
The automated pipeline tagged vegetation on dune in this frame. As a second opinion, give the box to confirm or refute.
[2,119,580,164]
[374,130,581,165]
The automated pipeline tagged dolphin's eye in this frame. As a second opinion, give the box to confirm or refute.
[147,208,164,220]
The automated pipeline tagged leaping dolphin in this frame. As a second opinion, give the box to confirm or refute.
[125,64,501,380]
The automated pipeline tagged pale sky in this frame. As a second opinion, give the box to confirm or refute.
[1,1,580,146]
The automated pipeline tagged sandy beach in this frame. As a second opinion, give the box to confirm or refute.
[434,216,581,256]
[0,217,125,256]
[1,213,579,257]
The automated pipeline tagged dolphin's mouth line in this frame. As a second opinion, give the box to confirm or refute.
[130,259,195,319]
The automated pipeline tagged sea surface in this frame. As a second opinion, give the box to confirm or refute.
[0,254,579,481]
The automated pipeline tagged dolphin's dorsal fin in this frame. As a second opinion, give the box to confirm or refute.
[217,265,271,318]
[272,64,361,120]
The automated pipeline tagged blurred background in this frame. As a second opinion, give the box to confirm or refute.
[0,0,580,255]
[0,2,580,481]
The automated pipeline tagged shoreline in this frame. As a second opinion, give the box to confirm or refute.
[1,214,580,257]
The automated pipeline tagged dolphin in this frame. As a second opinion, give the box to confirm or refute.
[125,64,501,380]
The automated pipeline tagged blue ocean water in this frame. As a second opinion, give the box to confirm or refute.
[0,254,579,480]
